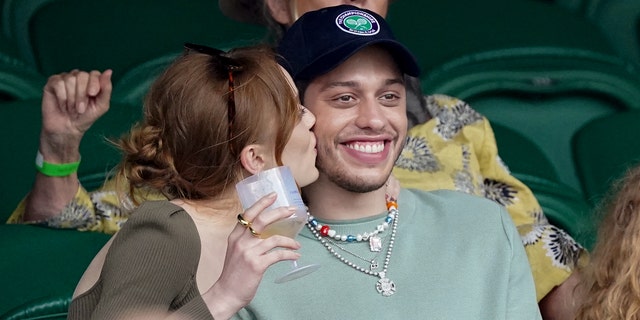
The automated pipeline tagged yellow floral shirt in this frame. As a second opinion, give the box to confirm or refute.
[8,94,583,300]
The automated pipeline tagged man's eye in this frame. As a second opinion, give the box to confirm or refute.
[382,93,399,100]
[337,95,353,102]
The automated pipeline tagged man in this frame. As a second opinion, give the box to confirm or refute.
[231,6,541,319]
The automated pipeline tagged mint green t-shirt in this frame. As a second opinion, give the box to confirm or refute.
[233,189,541,320]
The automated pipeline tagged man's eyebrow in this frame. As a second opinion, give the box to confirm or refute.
[320,77,404,91]
[385,77,405,86]
[321,80,359,91]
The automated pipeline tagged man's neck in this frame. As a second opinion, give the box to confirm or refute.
[302,176,388,221]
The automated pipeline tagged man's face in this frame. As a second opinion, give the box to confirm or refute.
[302,46,407,193]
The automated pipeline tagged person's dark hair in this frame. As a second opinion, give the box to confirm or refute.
[117,45,299,202]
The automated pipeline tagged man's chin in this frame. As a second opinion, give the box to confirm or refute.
[327,172,389,194]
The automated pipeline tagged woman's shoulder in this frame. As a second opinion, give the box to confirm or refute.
[116,200,199,249]
[128,200,189,225]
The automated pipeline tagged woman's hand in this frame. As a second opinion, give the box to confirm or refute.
[203,192,301,319]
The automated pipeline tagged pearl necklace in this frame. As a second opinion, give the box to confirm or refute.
[306,199,398,297]
[308,212,393,250]
[307,200,396,252]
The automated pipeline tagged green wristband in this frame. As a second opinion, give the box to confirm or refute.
[35,151,81,177]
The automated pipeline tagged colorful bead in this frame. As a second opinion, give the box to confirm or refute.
[386,201,397,211]
[305,197,398,244]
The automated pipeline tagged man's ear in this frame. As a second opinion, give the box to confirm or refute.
[265,0,294,25]
[239,144,268,175]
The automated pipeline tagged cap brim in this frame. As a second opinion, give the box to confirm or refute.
[295,39,421,80]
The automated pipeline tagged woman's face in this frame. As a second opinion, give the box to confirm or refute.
[279,67,319,188]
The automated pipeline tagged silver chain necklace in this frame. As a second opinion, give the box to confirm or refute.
[324,229,391,271]
[306,203,398,297]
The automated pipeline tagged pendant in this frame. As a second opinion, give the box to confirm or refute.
[375,272,396,297]
[369,235,382,252]
[370,260,379,271]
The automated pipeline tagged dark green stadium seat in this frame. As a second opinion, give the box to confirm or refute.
[421,47,640,193]
[112,51,180,107]
[386,0,617,76]
[0,44,44,101]
[550,0,590,13]
[572,110,640,207]
[1,0,55,68]
[0,224,110,316]
[491,122,560,182]
[491,122,595,247]
[584,0,640,66]
[0,99,139,222]
[514,173,596,250]
[27,0,267,80]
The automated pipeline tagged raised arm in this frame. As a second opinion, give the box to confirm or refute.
[23,70,112,222]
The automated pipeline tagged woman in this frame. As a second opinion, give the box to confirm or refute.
[68,44,318,319]
[574,165,640,319]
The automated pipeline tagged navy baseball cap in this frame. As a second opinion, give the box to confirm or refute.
[277,5,421,81]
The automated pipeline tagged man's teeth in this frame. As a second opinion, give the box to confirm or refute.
[346,142,384,153]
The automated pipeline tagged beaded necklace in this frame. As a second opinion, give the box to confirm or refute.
[307,210,393,251]
[306,199,398,297]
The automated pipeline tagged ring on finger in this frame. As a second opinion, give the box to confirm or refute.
[237,213,251,227]
[248,226,261,238]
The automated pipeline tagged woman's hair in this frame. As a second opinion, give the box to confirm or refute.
[117,45,299,202]
[575,164,640,319]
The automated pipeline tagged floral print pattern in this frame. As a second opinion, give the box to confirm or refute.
[393,94,586,300]
[396,135,440,172]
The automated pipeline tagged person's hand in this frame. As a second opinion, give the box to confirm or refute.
[204,193,301,318]
[39,69,113,162]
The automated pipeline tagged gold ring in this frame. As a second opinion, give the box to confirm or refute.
[237,213,251,227]
[248,226,260,237]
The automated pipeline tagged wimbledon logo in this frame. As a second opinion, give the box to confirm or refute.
[335,10,380,36]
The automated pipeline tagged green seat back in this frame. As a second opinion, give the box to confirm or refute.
[386,0,616,75]
[491,122,560,182]
[112,52,180,107]
[585,0,640,66]
[572,110,640,206]
[514,173,596,250]
[422,47,640,193]
[28,0,267,80]
[0,49,45,101]
[0,224,110,316]
[1,0,56,68]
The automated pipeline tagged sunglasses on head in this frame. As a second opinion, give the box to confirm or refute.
[184,43,243,154]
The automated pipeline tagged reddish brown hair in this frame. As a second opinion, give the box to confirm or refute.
[118,45,299,201]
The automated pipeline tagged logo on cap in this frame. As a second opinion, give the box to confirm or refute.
[335,9,380,36]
